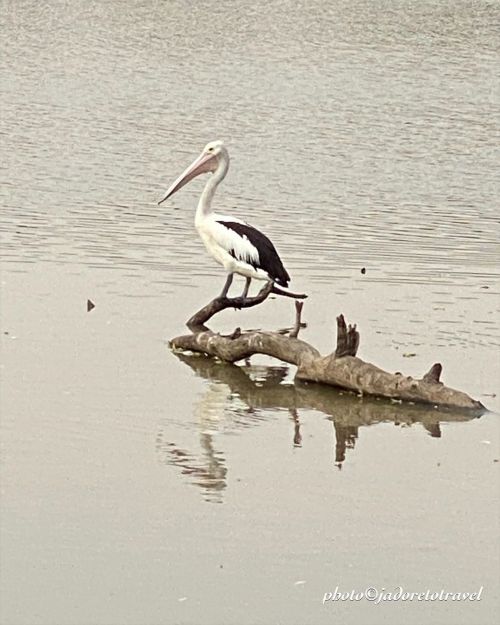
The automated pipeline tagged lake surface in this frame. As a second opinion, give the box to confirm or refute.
[1,1,499,624]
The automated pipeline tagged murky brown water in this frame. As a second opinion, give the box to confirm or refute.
[1,1,499,624]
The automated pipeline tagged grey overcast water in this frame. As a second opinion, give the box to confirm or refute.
[1,1,499,624]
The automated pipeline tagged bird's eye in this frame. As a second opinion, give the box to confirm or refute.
[208,147,214,152]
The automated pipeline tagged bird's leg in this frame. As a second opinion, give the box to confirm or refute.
[219,273,234,298]
[241,277,251,300]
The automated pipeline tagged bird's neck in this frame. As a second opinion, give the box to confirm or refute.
[196,175,218,220]
[196,154,229,223]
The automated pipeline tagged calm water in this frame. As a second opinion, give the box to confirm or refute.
[1,1,499,624]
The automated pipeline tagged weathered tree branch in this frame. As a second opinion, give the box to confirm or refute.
[334,314,360,357]
[170,299,485,413]
[289,301,304,339]
[187,281,307,331]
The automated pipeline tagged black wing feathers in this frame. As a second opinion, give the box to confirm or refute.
[217,221,290,287]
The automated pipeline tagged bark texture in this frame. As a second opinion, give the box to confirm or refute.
[170,297,485,414]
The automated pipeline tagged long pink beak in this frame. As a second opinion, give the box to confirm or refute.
[158,151,218,205]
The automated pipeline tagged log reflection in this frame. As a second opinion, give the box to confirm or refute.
[158,353,480,500]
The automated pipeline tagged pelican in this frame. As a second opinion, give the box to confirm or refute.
[158,140,293,300]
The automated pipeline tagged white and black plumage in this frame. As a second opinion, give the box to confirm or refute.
[159,140,291,299]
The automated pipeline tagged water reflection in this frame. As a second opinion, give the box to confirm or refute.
[156,432,227,503]
[158,353,480,501]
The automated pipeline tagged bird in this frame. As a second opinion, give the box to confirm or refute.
[158,140,293,300]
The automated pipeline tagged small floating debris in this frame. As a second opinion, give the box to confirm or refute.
[178,597,188,602]
[294,580,307,586]
[402,352,417,358]
[361,267,366,274]
[87,299,95,312]
[481,440,491,445]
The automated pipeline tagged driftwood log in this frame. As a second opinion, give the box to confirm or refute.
[170,284,485,413]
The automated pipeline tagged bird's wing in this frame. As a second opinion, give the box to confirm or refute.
[207,217,260,267]
[211,216,290,285]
